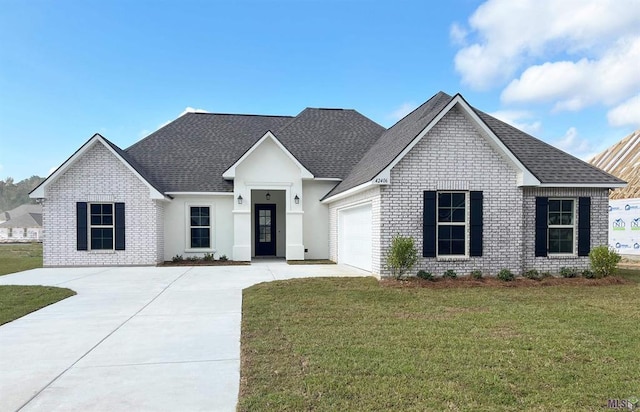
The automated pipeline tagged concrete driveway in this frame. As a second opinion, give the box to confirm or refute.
[0,261,369,412]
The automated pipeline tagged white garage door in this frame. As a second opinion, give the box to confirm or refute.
[338,204,372,271]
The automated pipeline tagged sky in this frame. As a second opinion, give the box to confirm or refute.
[1,0,639,182]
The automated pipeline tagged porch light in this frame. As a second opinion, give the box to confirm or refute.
[237,195,243,205]
[266,192,271,200]
[294,194,300,204]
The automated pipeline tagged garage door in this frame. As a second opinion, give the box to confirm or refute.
[338,204,372,271]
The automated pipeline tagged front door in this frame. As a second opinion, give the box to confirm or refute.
[255,204,276,256]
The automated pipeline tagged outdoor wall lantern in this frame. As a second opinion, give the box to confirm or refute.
[294,194,300,204]
[266,192,271,200]
[237,195,243,205]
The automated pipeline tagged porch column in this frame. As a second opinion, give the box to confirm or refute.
[232,210,251,261]
[286,210,305,260]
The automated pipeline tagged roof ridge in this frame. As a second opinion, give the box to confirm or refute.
[188,112,294,118]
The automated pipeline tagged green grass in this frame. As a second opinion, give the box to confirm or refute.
[0,285,76,325]
[240,277,640,411]
[0,243,43,276]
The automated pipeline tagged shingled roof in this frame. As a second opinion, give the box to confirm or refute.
[326,92,624,198]
[124,109,384,192]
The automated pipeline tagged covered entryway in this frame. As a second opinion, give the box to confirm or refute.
[338,203,372,271]
[254,204,276,256]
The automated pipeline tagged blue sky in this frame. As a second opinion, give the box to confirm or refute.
[1,0,639,181]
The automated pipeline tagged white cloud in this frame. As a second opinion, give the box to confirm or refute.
[488,110,541,134]
[388,102,417,122]
[47,166,57,176]
[180,107,208,116]
[454,0,640,92]
[501,36,640,111]
[607,94,640,128]
[553,127,594,159]
[449,22,467,46]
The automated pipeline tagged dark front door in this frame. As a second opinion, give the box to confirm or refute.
[255,204,276,256]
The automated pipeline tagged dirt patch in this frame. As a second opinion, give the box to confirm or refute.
[380,276,632,289]
[160,260,250,266]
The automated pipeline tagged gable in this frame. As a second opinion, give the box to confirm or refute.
[30,134,166,200]
[223,131,313,180]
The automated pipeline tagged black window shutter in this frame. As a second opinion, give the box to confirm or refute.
[77,202,88,251]
[115,202,126,250]
[470,191,483,256]
[578,197,591,256]
[423,191,436,257]
[535,197,548,257]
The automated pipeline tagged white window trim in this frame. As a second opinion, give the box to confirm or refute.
[185,203,215,252]
[547,198,577,256]
[88,202,115,251]
[436,191,469,259]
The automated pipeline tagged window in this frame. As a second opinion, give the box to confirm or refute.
[190,206,211,248]
[437,192,467,256]
[77,202,124,251]
[90,203,114,250]
[548,199,575,254]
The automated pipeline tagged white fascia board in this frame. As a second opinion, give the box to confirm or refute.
[536,183,627,188]
[314,177,342,181]
[320,181,374,204]
[222,131,314,180]
[164,192,234,196]
[371,94,541,187]
[29,134,167,200]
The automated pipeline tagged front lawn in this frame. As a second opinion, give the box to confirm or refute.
[0,243,43,276]
[240,277,640,411]
[0,285,76,325]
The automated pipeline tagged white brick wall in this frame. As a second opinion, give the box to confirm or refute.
[43,142,164,266]
[328,187,381,274]
[522,187,609,272]
[378,106,523,277]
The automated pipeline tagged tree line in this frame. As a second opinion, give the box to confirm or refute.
[0,176,46,213]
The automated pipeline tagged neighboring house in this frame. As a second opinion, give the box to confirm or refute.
[589,129,640,256]
[30,92,624,276]
[0,204,43,242]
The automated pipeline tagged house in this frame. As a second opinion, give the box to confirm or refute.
[30,92,625,276]
[0,204,43,242]
[589,129,640,256]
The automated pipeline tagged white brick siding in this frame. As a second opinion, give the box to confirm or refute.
[328,187,381,275]
[43,142,164,266]
[378,106,523,277]
[522,187,609,273]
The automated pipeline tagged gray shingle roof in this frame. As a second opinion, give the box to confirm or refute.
[476,110,626,185]
[0,204,42,228]
[326,92,624,198]
[126,114,293,192]
[326,92,452,197]
[87,92,622,197]
[273,108,385,178]
[124,109,384,192]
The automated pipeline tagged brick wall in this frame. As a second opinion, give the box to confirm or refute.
[43,141,164,266]
[522,187,609,272]
[328,187,381,274]
[379,106,524,277]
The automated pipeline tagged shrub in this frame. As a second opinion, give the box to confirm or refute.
[385,235,418,279]
[582,269,596,279]
[470,270,483,280]
[203,253,215,261]
[540,271,553,279]
[559,267,578,278]
[497,268,515,281]
[417,270,434,280]
[187,255,199,261]
[442,269,457,279]
[172,254,183,262]
[219,254,229,262]
[523,269,540,280]
[589,245,621,278]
